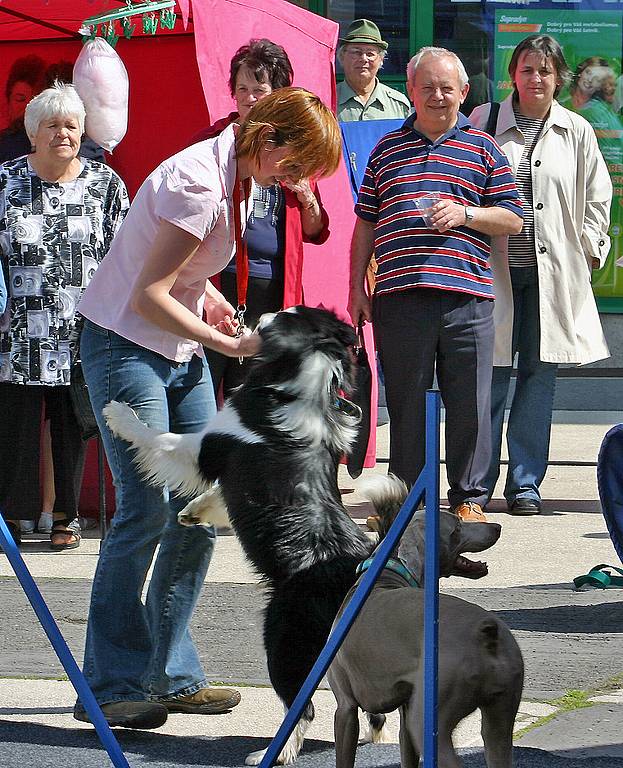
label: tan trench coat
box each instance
[470,95,611,366]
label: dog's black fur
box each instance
[105,306,375,763]
[196,309,374,753]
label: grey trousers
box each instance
[373,287,494,508]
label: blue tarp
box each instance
[340,119,403,201]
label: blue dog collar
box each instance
[356,557,420,588]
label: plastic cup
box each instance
[412,193,441,226]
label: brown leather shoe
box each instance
[452,502,488,523]
[161,686,241,714]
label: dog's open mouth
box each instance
[452,555,488,579]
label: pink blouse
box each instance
[78,124,244,362]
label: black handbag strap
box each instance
[355,323,366,350]
[482,100,546,160]
[484,101,500,136]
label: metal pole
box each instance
[258,390,442,768]
[423,390,441,767]
[0,513,130,768]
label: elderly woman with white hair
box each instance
[0,82,129,549]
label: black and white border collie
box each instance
[103,306,379,764]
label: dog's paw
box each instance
[245,733,303,765]
[360,712,392,744]
[360,725,393,744]
[245,748,295,766]
[177,507,202,527]
[244,749,267,766]
[177,487,230,528]
[102,400,139,437]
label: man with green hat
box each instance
[337,19,412,122]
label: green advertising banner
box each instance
[494,9,623,309]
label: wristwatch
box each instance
[464,206,475,223]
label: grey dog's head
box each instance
[360,475,502,582]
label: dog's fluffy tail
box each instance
[358,474,409,522]
[103,401,209,497]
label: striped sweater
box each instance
[355,112,522,298]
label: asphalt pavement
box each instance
[1,412,623,767]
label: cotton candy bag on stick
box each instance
[73,39,129,152]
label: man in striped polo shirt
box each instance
[348,46,523,523]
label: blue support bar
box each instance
[0,514,131,768]
[423,390,441,767]
[259,390,442,768]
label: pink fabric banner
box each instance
[189,0,337,116]
[190,0,377,467]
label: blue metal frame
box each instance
[259,389,441,768]
[0,516,131,768]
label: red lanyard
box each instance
[232,165,251,328]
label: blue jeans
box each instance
[79,320,217,705]
[485,267,557,504]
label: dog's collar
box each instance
[356,557,420,588]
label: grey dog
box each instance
[328,476,524,768]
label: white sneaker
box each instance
[19,520,35,534]
[37,512,53,534]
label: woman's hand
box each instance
[231,329,262,358]
[205,291,239,335]
[214,314,238,335]
[283,177,324,238]
[282,177,317,210]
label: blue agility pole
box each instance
[258,390,441,768]
[423,390,440,768]
[0,514,131,768]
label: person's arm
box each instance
[429,201,523,236]
[102,172,130,251]
[580,122,613,271]
[348,217,376,326]
[429,129,523,236]
[203,278,238,336]
[283,178,325,239]
[131,220,260,357]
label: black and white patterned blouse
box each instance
[0,156,129,385]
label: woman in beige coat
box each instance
[470,34,612,515]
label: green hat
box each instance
[339,19,388,51]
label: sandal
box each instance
[50,521,81,551]
[573,563,623,590]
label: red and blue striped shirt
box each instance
[355,112,522,299]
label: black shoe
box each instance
[73,700,168,729]
[509,498,541,515]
